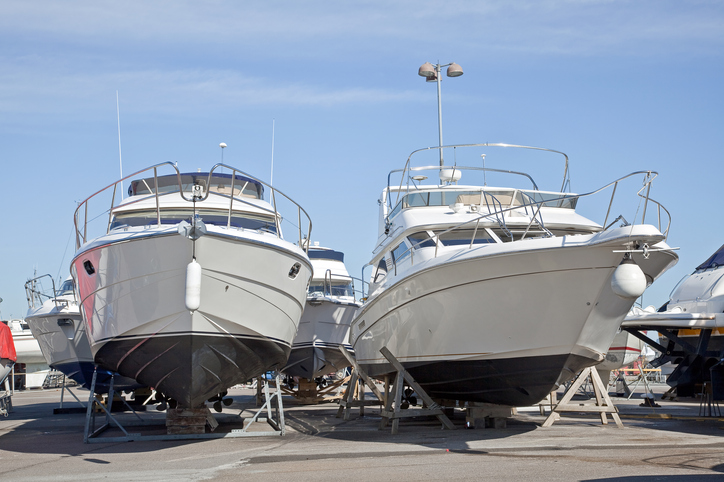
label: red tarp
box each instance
[0,322,17,361]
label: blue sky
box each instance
[1,1,722,319]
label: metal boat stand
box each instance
[542,366,623,428]
[1,365,13,417]
[83,367,144,443]
[54,376,87,414]
[83,368,287,443]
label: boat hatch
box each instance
[110,209,277,233]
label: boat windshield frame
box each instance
[25,274,73,309]
[386,143,570,214]
[73,162,313,253]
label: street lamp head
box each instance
[446,63,463,77]
[418,62,436,78]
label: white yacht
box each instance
[349,143,678,407]
[596,328,647,387]
[71,163,312,408]
[24,274,138,392]
[283,245,362,380]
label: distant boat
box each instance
[71,163,312,408]
[350,142,678,407]
[283,245,362,380]
[596,329,647,387]
[5,318,48,388]
[24,274,138,392]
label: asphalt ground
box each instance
[1,381,723,481]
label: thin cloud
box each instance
[0,67,424,118]
[2,1,722,58]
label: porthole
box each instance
[83,260,95,275]
[288,262,301,279]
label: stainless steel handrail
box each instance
[314,270,369,303]
[387,142,570,214]
[24,274,70,309]
[382,169,672,276]
[73,162,312,253]
[24,274,55,309]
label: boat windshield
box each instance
[110,209,277,234]
[129,173,263,199]
[57,279,75,296]
[436,229,495,246]
[308,281,354,297]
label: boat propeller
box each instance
[208,391,233,413]
[400,387,417,410]
[153,393,178,411]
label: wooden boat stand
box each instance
[280,375,351,404]
[83,368,287,443]
[336,346,455,434]
[542,366,623,428]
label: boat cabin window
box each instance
[407,231,436,249]
[372,257,388,284]
[391,242,411,264]
[519,191,577,209]
[308,280,354,297]
[57,279,75,296]
[129,173,263,199]
[436,228,494,246]
[110,210,277,233]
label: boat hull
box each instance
[25,305,138,392]
[71,228,311,407]
[351,227,677,406]
[284,299,357,379]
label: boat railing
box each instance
[24,274,65,309]
[319,269,369,303]
[73,162,312,253]
[387,142,572,213]
[387,164,540,213]
[385,170,671,276]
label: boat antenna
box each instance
[219,142,226,173]
[55,226,74,285]
[270,119,275,187]
[481,154,487,186]
[116,90,124,199]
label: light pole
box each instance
[418,61,463,166]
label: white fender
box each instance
[185,259,202,311]
[611,259,647,299]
